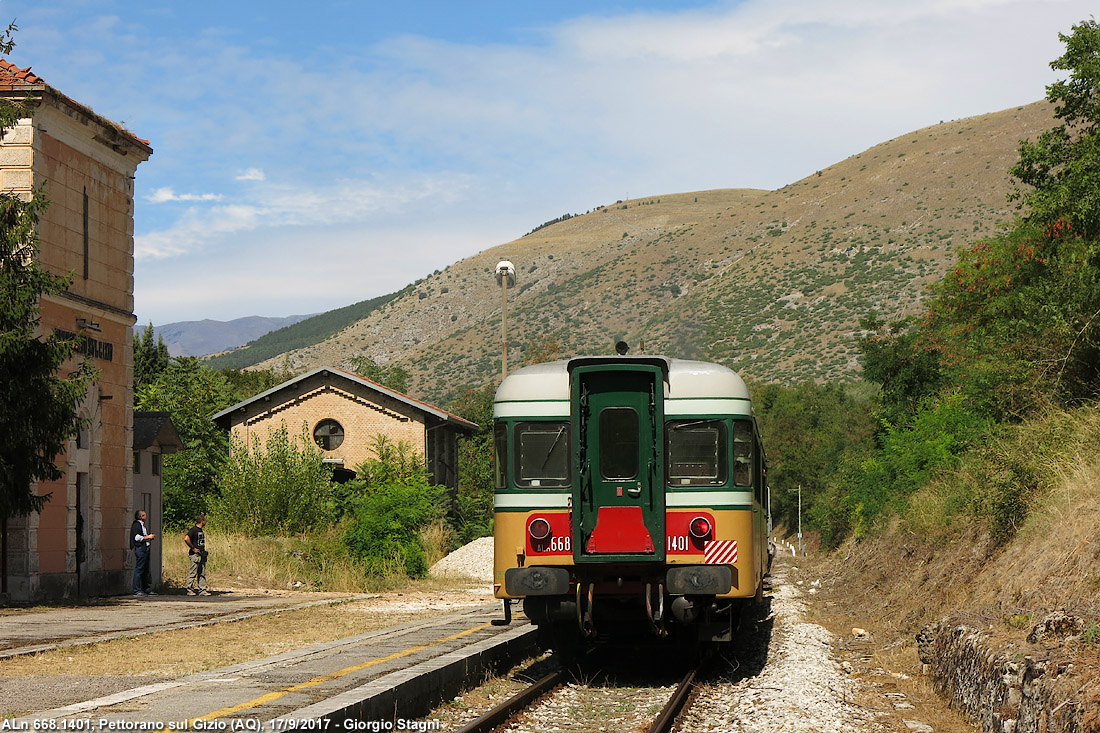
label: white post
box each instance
[797,484,804,557]
[501,276,508,378]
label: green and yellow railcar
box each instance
[493,355,771,646]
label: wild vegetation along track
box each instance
[454,663,699,733]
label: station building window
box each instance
[314,419,345,451]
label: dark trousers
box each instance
[133,545,152,593]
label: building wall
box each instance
[1,99,148,600]
[229,376,428,471]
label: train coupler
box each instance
[645,582,668,637]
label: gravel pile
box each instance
[430,536,495,582]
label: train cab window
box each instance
[493,423,508,489]
[514,422,570,487]
[733,420,754,487]
[599,408,639,480]
[667,420,727,486]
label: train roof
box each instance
[495,357,752,405]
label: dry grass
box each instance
[162,528,419,593]
[420,519,455,568]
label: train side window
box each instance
[667,420,727,486]
[733,420,754,487]
[514,421,571,487]
[493,423,508,489]
[599,408,639,480]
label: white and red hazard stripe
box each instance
[703,539,738,565]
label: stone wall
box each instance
[920,617,1098,733]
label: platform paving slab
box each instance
[13,603,533,730]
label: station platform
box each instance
[12,601,536,730]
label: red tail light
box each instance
[529,517,551,541]
[689,516,712,539]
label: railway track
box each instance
[455,662,700,733]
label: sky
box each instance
[1,0,1094,326]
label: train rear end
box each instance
[493,356,770,648]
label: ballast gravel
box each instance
[679,562,889,732]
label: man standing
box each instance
[184,513,208,596]
[130,510,156,596]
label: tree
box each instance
[1,22,96,521]
[346,355,410,394]
[215,423,331,535]
[136,358,233,526]
[1010,19,1100,238]
[133,322,169,392]
[448,383,497,544]
[341,435,446,578]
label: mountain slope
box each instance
[153,315,314,357]
[257,101,1055,403]
[203,289,406,369]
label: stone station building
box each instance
[212,366,478,489]
[1,60,152,600]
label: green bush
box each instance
[343,481,445,578]
[214,423,332,535]
[340,436,447,578]
[814,392,991,546]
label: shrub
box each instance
[341,436,447,578]
[214,423,332,535]
[343,479,445,578]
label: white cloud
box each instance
[134,173,476,260]
[147,187,223,203]
[236,168,265,181]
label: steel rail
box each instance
[646,667,698,733]
[453,668,566,733]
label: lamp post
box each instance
[495,261,516,378]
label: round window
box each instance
[313,419,345,451]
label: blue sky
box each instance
[2,0,1094,325]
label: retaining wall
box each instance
[919,619,1098,733]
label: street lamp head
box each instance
[495,260,516,288]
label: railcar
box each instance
[492,353,771,647]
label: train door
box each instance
[572,365,666,562]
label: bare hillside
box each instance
[258,101,1055,402]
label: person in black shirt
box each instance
[183,513,208,595]
[130,510,156,596]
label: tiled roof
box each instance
[0,59,46,87]
[0,58,151,149]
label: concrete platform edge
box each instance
[267,623,539,727]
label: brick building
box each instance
[0,61,152,600]
[212,367,478,489]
